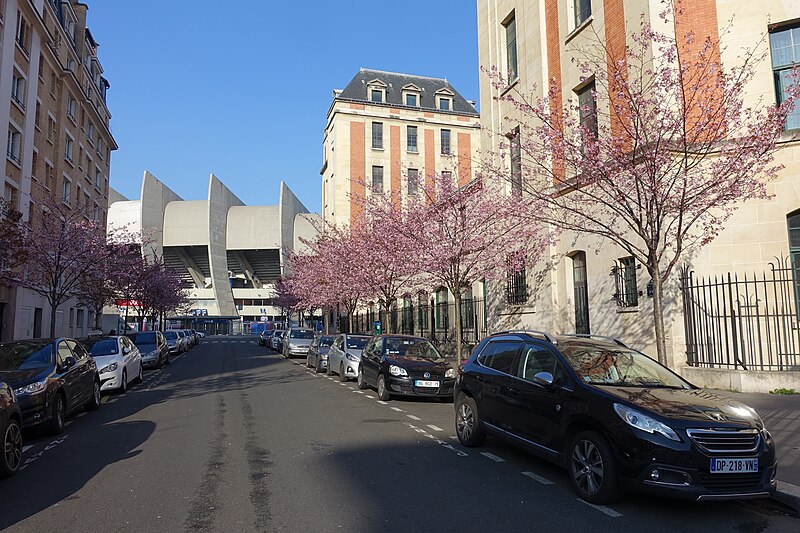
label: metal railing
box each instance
[680,258,800,371]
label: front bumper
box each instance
[385,375,455,398]
[286,347,310,357]
[99,368,124,391]
[16,392,51,429]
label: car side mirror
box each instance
[122,346,130,355]
[533,371,554,387]
[60,356,77,372]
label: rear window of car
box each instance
[82,339,119,357]
[128,332,156,345]
[164,331,178,340]
[319,336,335,347]
[290,330,315,339]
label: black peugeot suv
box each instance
[454,331,776,504]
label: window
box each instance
[506,265,527,305]
[438,97,452,111]
[574,0,592,27]
[45,163,54,190]
[407,125,418,152]
[3,183,18,211]
[47,117,55,143]
[509,126,522,195]
[11,73,25,108]
[87,123,94,144]
[435,288,449,330]
[407,168,419,196]
[50,71,57,97]
[371,122,383,149]
[35,102,41,129]
[788,210,800,316]
[441,129,451,155]
[62,178,71,205]
[6,128,21,164]
[64,135,74,163]
[31,152,38,181]
[477,340,522,375]
[771,25,800,130]
[613,257,639,308]
[94,166,101,189]
[97,137,104,157]
[369,87,385,103]
[67,96,76,120]
[504,13,518,83]
[577,81,598,149]
[372,165,384,193]
[441,170,453,183]
[515,343,567,386]
[15,11,29,53]
[405,93,418,106]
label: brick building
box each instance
[1,0,116,340]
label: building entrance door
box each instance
[573,252,590,334]
[33,308,43,338]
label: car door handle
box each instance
[508,387,521,396]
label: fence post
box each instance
[430,298,436,341]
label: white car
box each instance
[327,334,371,381]
[79,335,143,393]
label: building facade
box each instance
[477,0,800,390]
[108,171,318,335]
[322,68,481,227]
[1,0,115,341]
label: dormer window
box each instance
[402,84,421,107]
[435,88,455,111]
[367,79,387,104]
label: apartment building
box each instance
[0,0,116,341]
[477,0,800,390]
[321,68,481,227]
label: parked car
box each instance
[190,329,201,343]
[126,331,170,369]
[176,330,190,351]
[270,330,285,352]
[162,330,182,357]
[258,330,271,347]
[0,380,22,477]
[327,334,371,382]
[357,335,455,400]
[0,338,100,434]
[79,336,143,393]
[454,331,777,504]
[306,335,336,373]
[196,331,206,338]
[183,329,197,347]
[282,328,316,358]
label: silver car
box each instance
[270,330,285,351]
[282,328,315,358]
[326,334,371,382]
[306,335,336,373]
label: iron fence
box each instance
[680,257,800,371]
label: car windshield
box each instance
[82,339,119,357]
[346,337,369,349]
[0,341,54,371]
[319,336,335,347]
[290,330,315,339]
[559,343,691,389]
[164,331,178,340]
[383,337,442,360]
[128,332,156,345]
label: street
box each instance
[1,337,798,533]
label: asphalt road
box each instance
[0,337,797,532]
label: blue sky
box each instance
[88,1,480,213]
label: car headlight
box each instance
[14,380,47,396]
[614,403,679,441]
[99,362,118,374]
[147,350,159,358]
[445,368,456,378]
[389,365,408,377]
[289,343,298,349]
[346,353,359,362]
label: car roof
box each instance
[485,331,628,349]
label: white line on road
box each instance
[377,400,388,405]
[522,471,554,485]
[407,414,421,420]
[353,390,365,394]
[339,383,348,386]
[391,407,403,412]
[76,412,87,417]
[427,424,443,432]
[406,423,468,457]
[480,452,505,462]
[365,395,376,399]
[578,499,622,518]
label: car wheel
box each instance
[165,353,172,366]
[0,417,22,478]
[306,356,312,368]
[120,369,128,393]
[377,374,390,401]
[357,366,369,389]
[86,379,101,411]
[48,393,66,435]
[338,363,348,382]
[455,394,486,447]
[134,363,144,384]
[326,361,334,376]
[568,431,621,504]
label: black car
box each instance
[258,330,271,347]
[126,331,170,369]
[357,335,456,401]
[454,331,777,504]
[0,380,22,477]
[306,335,335,373]
[0,338,101,435]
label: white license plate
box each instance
[710,458,759,474]
[415,380,440,388]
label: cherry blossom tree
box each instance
[485,3,800,364]
[272,277,300,327]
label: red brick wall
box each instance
[545,0,565,180]
[349,121,365,225]
[425,129,436,201]
[603,0,628,139]
[457,132,472,186]
[390,125,401,208]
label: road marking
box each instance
[522,471,554,485]
[406,423,468,457]
[353,391,365,394]
[339,383,348,386]
[407,414,421,420]
[427,424,443,432]
[347,386,355,390]
[578,499,622,518]
[377,400,388,405]
[390,407,403,412]
[480,452,505,462]
[22,445,33,453]
[365,395,376,399]
[76,412,87,417]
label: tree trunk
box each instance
[452,289,464,362]
[49,302,58,338]
[650,268,668,366]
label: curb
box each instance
[773,480,800,513]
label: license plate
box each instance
[710,458,759,474]
[415,380,440,388]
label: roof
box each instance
[336,68,478,116]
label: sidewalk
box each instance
[710,389,800,509]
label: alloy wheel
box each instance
[457,403,474,441]
[3,420,22,474]
[572,440,604,496]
